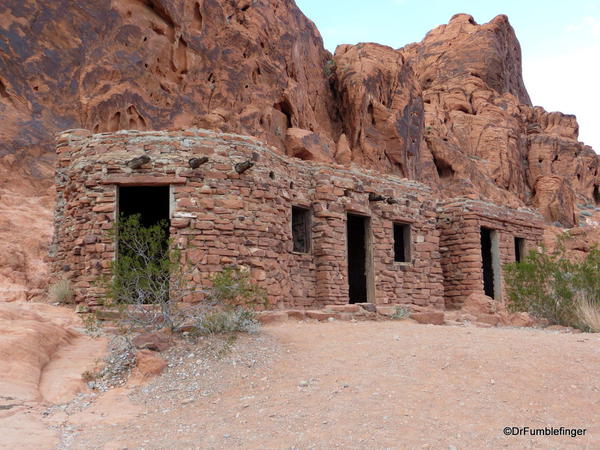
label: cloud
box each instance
[522,14,600,152]
[523,42,600,152]
[566,16,600,36]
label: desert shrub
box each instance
[102,216,263,334]
[82,311,101,336]
[207,266,267,308]
[194,308,259,336]
[504,238,600,330]
[188,267,263,336]
[103,214,194,330]
[106,214,176,304]
[49,279,74,304]
[575,293,600,332]
[81,370,97,383]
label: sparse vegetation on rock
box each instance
[207,266,267,309]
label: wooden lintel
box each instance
[102,176,187,186]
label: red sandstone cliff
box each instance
[0,2,597,297]
[332,14,598,227]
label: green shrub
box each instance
[106,214,177,304]
[103,214,188,330]
[102,215,264,334]
[504,238,600,330]
[207,266,267,309]
[190,267,264,336]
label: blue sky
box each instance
[296,0,600,152]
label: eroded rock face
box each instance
[0,0,339,172]
[332,13,598,226]
[333,43,423,177]
[0,302,105,402]
[1,4,596,216]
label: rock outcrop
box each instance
[0,302,105,402]
[0,2,598,295]
[332,13,598,226]
[0,0,340,173]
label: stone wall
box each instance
[51,129,444,309]
[437,199,545,309]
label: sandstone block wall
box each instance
[51,129,444,309]
[437,200,544,309]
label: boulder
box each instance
[132,330,172,352]
[284,128,334,162]
[131,350,167,383]
[462,293,497,316]
[410,311,445,325]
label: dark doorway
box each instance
[118,185,170,228]
[117,186,171,303]
[347,214,370,304]
[480,227,496,298]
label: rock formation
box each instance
[0,1,597,297]
[332,13,598,226]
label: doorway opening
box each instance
[393,222,411,262]
[118,185,170,229]
[347,214,372,304]
[480,227,500,299]
[117,185,171,303]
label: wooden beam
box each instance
[102,176,187,186]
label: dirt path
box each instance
[57,321,600,449]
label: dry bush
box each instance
[391,306,411,320]
[49,279,74,304]
[575,294,600,332]
[194,308,259,336]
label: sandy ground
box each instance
[11,319,595,449]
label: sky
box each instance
[295,0,600,152]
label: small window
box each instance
[393,223,411,262]
[514,237,525,263]
[292,206,311,253]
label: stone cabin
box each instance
[51,129,544,311]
